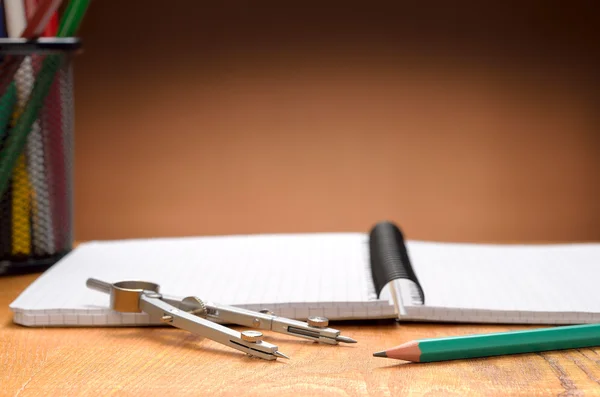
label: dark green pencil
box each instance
[373,323,600,363]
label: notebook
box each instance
[9,221,600,327]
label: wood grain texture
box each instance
[3,273,600,396]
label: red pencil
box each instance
[43,10,59,36]
[22,0,63,37]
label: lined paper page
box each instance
[10,233,395,326]
[402,241,600,323]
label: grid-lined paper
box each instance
[402,241,600,324]
[10,233,395,326]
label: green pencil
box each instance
[373,323,600,363]
[0,84,17,142]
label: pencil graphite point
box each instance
[373,351,388,358]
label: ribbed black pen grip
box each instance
[369,221,425,302]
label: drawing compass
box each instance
[87,278,357,361]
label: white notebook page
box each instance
[402,241,600,323]
[10,233,396,326]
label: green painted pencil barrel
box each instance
[0,38,81,275]
[419,324,600,362]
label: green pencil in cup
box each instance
[0,84,17,142]
[0,0,90,197]
[373,323,600,363]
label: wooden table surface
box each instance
[2,273,600,396]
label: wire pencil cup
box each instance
[0,38,81,275]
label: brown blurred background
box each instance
[72,1,599,243]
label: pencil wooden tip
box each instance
[378,340,421,362]
[373,351,388,358]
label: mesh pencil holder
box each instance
[0,38,81,275]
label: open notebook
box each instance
[10,221,600,327]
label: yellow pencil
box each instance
[11,154,31,255]
[5,0,32,256]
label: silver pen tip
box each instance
[274,351,290,359]
[336,335,358,344]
